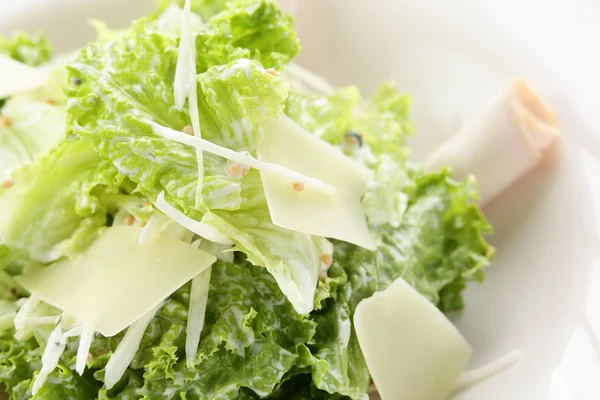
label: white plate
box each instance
[2,1,600,399]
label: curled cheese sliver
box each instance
[425,79,560,204]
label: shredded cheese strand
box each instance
[185,264,212,366]
[104,303,162,389]
[148,121,336,195]
[154,191,233,245]
[76,327,94,375]
[32,316,68,394]
[453,349,524,394]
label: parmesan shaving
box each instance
[174,0,204,208]
[104,303,162,389]
[354,278,472,400]
[16,227,217,337]
[185,265,212,366]
[155,191,233,245]
[76,327,94,375]
[453,349,524,394]
[32,314,75,395]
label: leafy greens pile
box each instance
[0,1,493,399]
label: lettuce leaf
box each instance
[0,139,124,264]
[337,166,493,313]
[0,328,97,400]
[284,86,360,144]
[0,32,52,67]
[0,91,66,174]
[285,81,492,312]
[66,7,321,314]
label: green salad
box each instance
[0,1,493,399]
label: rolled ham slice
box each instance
[425,79,560,204]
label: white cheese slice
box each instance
[354,278,472,400]
[185,265,212,365]
[0,54,48,98]
[258,115,376,250]
[16,226,216,337]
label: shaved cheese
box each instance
[139,212,194,244]
[76,327,94,375]
[16,227,216,337]
[14,295,41,330]
[149,121,336,195]
[32,314,78,395]
[174,0,204,208]
[104,303,161,389]
[354,278,472,400]
[185,266,212,365]
[198,239,234,263]
[173,0,196,111]
[258,116,376,250]
[425,79,559,204]
[155,191,233,245]
[157,4,203,37]
[0,55,48,98]
[454,349,524,393]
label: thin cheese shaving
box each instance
[32,315,73,395]
[16,227,217,337]
[174,0,204,208]
[76,327,94,375]
[155,191,233,245]
[104,303,162,389]
[148,121,336,195]
[185,264,212,366]
[13,295,40,330]
[453,349,524,394]
[258,116,376,250]
[354,278,472,400]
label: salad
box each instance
[0,0,543,399]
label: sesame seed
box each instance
[320,253,333,267]
[125,214,135,226]
[45,98,56,105]
[0,116,11,127]
[292,182,305,192]
[137,220,147,228]
[266,68,278,76]
[2,177,14,189]
[183,125,194,135]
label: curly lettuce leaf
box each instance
[0,139,124,264]
[0,32,52,67]
[0,328,97,400]
[338,166,493,314]
[66,10,321,314]
[285,82,413,159]
[284,86,360,143]
[0,93,66,174]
